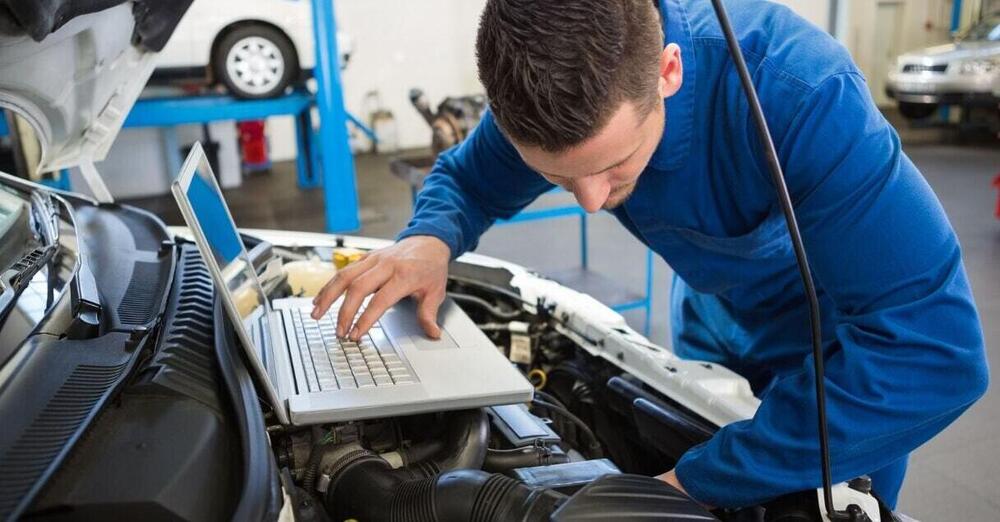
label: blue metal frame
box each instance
[493,188,653,335]
[610,248,654,336]
[498,202,590,270]
[938,0,964,122]
[124,90,329,190]
[346,111,379,144]
[951,0,963,33]
[37,169,71,191]
[311,0,360,232]
[124,91,312,127]
[0,114,7,137]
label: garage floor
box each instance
[123,119,999,521]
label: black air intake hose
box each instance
[326,454,566,522]
[483,446,570,473]
[399,409,489,474]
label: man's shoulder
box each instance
[680,0,859,91]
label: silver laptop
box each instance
[171,142,533,425]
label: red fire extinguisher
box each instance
[238,120,270,172]
[993,173,1000,220]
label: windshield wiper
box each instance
[30,191,59,248]
[0,192,63,328]
[30,191,62,309]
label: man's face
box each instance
[513,99,665,213]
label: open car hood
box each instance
[0,1,189,173]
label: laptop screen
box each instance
[182,155,271,367]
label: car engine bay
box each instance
[0,185,894,521]
[235,239,724,522]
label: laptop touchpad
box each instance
[381,300,460,350]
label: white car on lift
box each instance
[155,0,348,99]
[885,12,1000,120]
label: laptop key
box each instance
[367,328,395,353]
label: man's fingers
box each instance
[416,290,444,339]
[336,266,392,337]
[348,285,407,340]
[311,255,376,318]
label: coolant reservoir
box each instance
[283,260,337,297]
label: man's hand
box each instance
[656,469,713,509]
[311,236,451,341]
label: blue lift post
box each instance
[951,0,963,33]
[939,0,963,122]
[312,0,361,232]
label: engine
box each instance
[263,246,891,522]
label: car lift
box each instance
[122,0,361,233]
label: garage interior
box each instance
[1,0,997,520]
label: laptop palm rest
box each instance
[381,299,460,351]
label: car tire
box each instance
[898,102,938,120]
[212,24,299,99]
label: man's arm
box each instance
[673,72,989,508]
[311,110,551,339]
[397,109,553,256]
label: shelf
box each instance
[544,267,647,312]
[124,91,313,128]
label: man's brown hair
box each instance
[476,0,664,152]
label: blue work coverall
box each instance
[397,0,988,509]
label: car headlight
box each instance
[959,59,999,75]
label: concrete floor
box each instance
[123,126,998,520]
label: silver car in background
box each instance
[886,13,1000,120]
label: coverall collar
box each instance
[648,0,697,172]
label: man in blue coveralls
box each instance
[312,0,989,510]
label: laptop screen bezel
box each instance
[170,141,289,424]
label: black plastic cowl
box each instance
[550,474,718,521]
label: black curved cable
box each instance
[531,399,604,459]
[706,1,845,519]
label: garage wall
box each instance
[775,0,831,30]
[268,0,486,159]
[335,0,486,151]
[843,0,954,106]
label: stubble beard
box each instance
[602,181,637,210]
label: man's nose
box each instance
[572,176,610,213]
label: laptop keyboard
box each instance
[289,307,418,392]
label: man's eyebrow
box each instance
[594,144,641,174]
[533,143,641,179]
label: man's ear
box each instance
[658,43,683,98]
